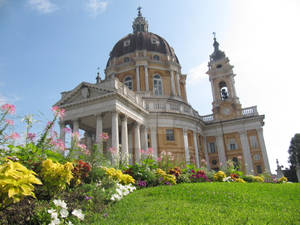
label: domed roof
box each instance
[108,32,179,63]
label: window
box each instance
[256,165,262,174]
[166,129,175,141]
[153,74,163,96]
[219,81,229,100]
[253,154,260,161]
[250,135,258,149]
[212,159,218,165]
[228,138,237,150]
[123,39,130,47]
[209,142,216,153]
[124,57,130,63]
[124,76,133,90]
[151,38,160,45]
[153,55,160,61]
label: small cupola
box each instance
[132,7,149,33]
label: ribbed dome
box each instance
[106,32,180,67]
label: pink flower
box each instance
[1,104,16,114]
[99,132,109,141]
[78,143,87,151]
[237,155,242,160]
[51,106,65,119]
[56,139,66,151]
[147,148,153,154]
[140,149,145,154]
[84,150,90,155]
[27,133,36,141]
[157,157,162,162]
[108,147,116,154]
[5,119,14,125]
[72,131,80,140]
[63,127,71,133]
[8,132,20,140]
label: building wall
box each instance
[247,129,265,174]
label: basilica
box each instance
[54,9,270,175]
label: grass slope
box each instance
[88,183,300,225]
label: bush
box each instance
[278,176,288,183]
[103,167,135,185]
[156,168,176,185]
[124,164,158,187]
[0,159,42,208]
[40,159,74,197]
[213,171,226,182]
[189,170,210,182]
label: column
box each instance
[203,137,210,169]
[210,79,216,102]
[141,125,148,152]
[257,128,271,173]
[216,135,226,166]
[111,111,119,162]
[121,115,129,164]
[176,72,181,97]
[170,70,175,96]
[96,114,103,153]
[128,126,133,165]
[193,131,200,168]
[59,121,65,144]
[86,133,92,151]
[183,80,187,100]
[183,129,190,164]
[134,122,141,163]
[150,127,158,159]
[72,119,79,133]
[144,65,149,92]
[240,131,254,174]
[136,66,140,91]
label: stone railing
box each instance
[201,114,214,122]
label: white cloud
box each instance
[186,62,207,85]
[28,0,58,14]
[86,0,108,17]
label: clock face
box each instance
[222,107,231,115]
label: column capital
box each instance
[120,114,128,121]
[134,121,140,128]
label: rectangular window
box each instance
[209,142,216,153]
[256,165,262,174]
[166,129,175,141]
[250,135,258,149]
[229,138,237,150]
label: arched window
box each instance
[153,55,160,61]
[124,76,133,90]
[153,74,163,96]
[219,81,229,100]
[124,57,130,63]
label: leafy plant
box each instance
[156,168,176,185]
[0,159,42,209]
[103,167,135,185]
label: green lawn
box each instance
[87,183,300,225]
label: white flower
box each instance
[72,209,85,220]
[49,217,60,225]
[48,209,56,214]
[110,193,122,201]
[67,221,73,225]
[50,212,58,219]
[60,208,69,218]
[53,199,67,209]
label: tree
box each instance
[286,134,300,182]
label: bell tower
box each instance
[207,33,242,120]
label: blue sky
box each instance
[1,0,300,173]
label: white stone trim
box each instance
[193,132,200,168]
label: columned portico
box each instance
[111,111,119,159]
[150,127,158,159]
[183,129,190,164]
[121,115,129,164]
[73,119,79,133]
[193,131,200,168]
[216,135,226,166]
[134,122,141,163]
[239,131,254,174]
[257,128,271,173]
[203,137,210,169]
[141,125,148,151]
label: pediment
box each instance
[55,82,112,106]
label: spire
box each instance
[132,6,148,33]
[210,32,225,62]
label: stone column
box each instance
[176,72,181,97]
[183,129,190,164]
[121,115,129,164]
[240,131,254,174]
[128,126,133,165]
[170,70,175,96]
[150,127,158,159]
[141,125,148,152]
[257,128,271,173]
[144,65,149,92]
[86,133,92,151]
[111,111,119,161]
[134,122,141,163]
[136,66,140,92]
[193,131,200,168]
[203,137,210,169]
[72,119,79,133]
[210,79,216,102]
[59,121,65,144]
[216,135,226,167]
[96,114,103,153]
[183,80,187,100]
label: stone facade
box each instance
[54,10,271,175]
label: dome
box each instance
[107,32,179,65]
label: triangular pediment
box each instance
[55,82,113,106]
